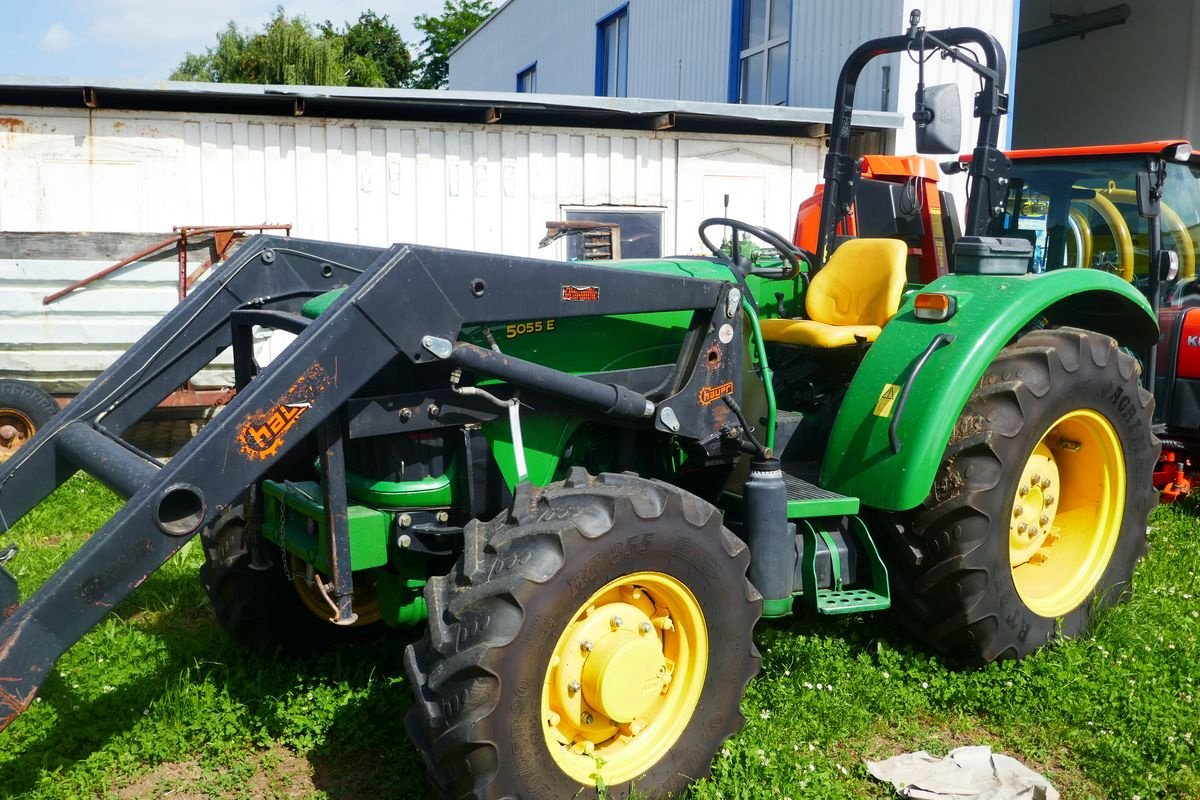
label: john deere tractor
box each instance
[0,14,1159,799]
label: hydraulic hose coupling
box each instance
[743,457,793,616]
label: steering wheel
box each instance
[698,217,812,281]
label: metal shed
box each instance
[0,78,900,392]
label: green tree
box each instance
[412,0,495,89]
[171,7,412,88]
[324,11,414,88]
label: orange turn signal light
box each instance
[913,292,956,321]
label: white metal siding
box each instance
[0,106,822,390]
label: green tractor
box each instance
[0,14,1159,799]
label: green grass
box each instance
[1,475,1197,799]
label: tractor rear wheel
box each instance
[0,380,59,463]
[199,506,382,655]
[883,327,1157,663]
[405,469,760,799]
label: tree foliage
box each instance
[322,11,414,88]
[171,4,493,90]
[412,0,495,89]
[171,7,412,88]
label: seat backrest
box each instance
[804,238,908,328]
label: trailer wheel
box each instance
[199,506,381,655]
[405,469,760,799]
[885,327,1158,663]
[0,380,59,463]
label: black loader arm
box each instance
[0,236,734,730]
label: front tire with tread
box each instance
[405,469,761,799]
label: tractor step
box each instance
[723,461,859,519]
[798,516,891,616]
[814,586,891,614]
[780,463,859,517]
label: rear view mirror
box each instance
[1136,170,1160,218]
[915,83,961,155]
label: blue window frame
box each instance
[595,4,629,97]
[728,0,791,105]
[516,62,537,93]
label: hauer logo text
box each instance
[1188,335,1200,347]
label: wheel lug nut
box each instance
[1031,474,1041,485]
[568,680,581,694]
[1044,494,1054,505]
[610,615,623,629]
[1019,486,1029,497]
[581,640,593,652]
[639,622,653,634]
[1040,478,1051,489]
[582,712,594,725]
[1018,522,1029,534]
[1014,505,1024,517]
[1039,515,1049,526]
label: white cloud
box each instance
[40,22,76,52]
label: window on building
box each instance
[731,0,790,105]
[596,5,629,97]
[563,208,663,260]
[516,62,537,93]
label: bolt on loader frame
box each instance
[0,12,1162,799]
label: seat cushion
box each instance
[805,238,908,327]
[759,318,882,348]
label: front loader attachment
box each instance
[0,234,734,731]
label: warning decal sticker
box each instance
[873,383,902,418]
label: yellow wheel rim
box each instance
[1008,409,1126,618]
[0,409,36,464]
[541,571,707,786]
[290,555,381,627]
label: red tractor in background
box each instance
[794,140,1200,499]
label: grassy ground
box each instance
[1,474,1197,799]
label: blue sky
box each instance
[2,1,446,82]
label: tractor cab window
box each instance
[993,156,1200,300]
[992,157,1146,278]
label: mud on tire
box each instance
[879,327,1158,664]
[404,469,761,799]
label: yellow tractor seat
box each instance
[759,238,908,348]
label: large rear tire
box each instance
[880,328,1158,663]
[405,469,760,799]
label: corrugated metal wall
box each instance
[0,106,822,391]
[788,0,902,111]
[450,0,1016,153]
[451,0,732,101]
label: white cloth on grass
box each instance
[867,745,1060,800]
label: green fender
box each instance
[820,269,1157,511]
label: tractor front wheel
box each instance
[885,327,1157,663]
[405,469,760,798]
[199,506,382,655]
